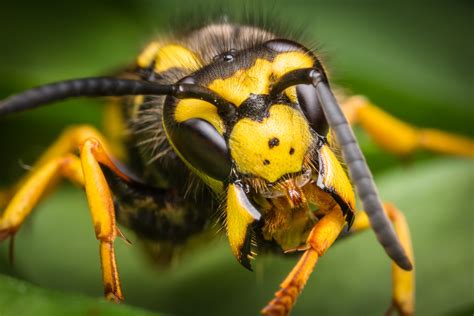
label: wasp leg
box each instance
[0,125,116,207]
[31,125,116,172]
[0,154,84,238]
[350,203,414,316]
[261,207,346,316]
[0,190,12,209]
[80,138,130,301]
[342,95,474,157]
[0,125,131,302]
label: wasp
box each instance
[0,16,473,316]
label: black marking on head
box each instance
[268,137,280,148]
[236,94,271,121]
[263,159,270,165]
[289,147,295,155]
[234,94,296,126]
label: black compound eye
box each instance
[168,119,231,181]
[296,84,329,136]
[265,39,310,54]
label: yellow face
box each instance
[229,104,313,183]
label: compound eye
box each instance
[169,118,231,181]
[265,39,309,54]
[296,84,329,136]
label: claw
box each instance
[283,245,310,254]
[105,289,124,303]
[8,235,15,265]
[116,227,131,245]
[0,228,17,265]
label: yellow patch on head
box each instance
[272,51,314,77]
[137,42,203,72]
[273,51,313,103]
[174,99,225,135]
[154,44,202,73]
[229,105,312,183]
[136,41,161,68]
[285,86,297,103]
[208,58,273,106]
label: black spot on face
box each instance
[263,159,270,165]
[268,137,280,148]
[289,148,295,155]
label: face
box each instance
[229,104,313,184]
[227,99,320,213]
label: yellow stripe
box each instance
[174,99,225,135]
[136,41,161,68]
[138,42,203,73]
[272,51,314,77]
[154,44,202,73]
[208,58,273,106]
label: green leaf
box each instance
[0,274,160,316]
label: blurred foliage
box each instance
[0,1,473,315]
[0,274,157,316]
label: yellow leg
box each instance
[0,154,83,238]
[261,208,346,316]
[0,125,131,302]
[351,203,415,316]
[342,95,474,157]
[0,125,114,208]
[29,125,114,172]
[0,189,12,209]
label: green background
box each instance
[0,1,473,315]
